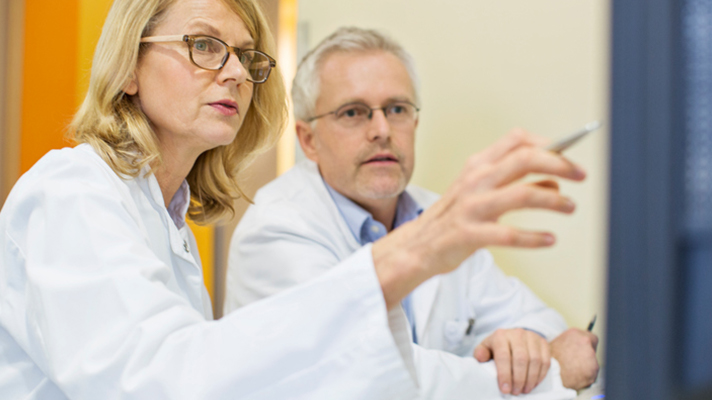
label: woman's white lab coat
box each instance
[0,145,420,399]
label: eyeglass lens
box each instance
[334,102,418,128]
[190,36,271,82]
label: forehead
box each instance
[157,0,254,46]
[316,50,415,108]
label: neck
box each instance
[153,146,200,208]
[357,196,399,232]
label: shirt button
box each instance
[183,240,190,253]
[371,225,379,233]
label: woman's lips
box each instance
[209,101,238,116]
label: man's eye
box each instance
[389,105,405,114]
[339,106,368,118]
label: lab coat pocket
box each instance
[443,318,478,356]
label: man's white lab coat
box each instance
[0,145,421,399]
[226,160,575,399]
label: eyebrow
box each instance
[186,21,255,48]
[338,96,415,106]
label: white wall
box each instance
[297,0,610,340]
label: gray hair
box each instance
[291,26,420,122]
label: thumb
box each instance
[474,342,493,362]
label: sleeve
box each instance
[0,166,420,400]
[413,344,576,400]
[465,250,569,344]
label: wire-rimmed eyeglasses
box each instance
[306,101,420,128]
[140,35,276,84]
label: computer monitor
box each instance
[606,0,712,398]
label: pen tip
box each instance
[586,121,602,131]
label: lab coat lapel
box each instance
[412,275,440,342]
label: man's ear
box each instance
[123,73,138,96]
[296,120,319,162]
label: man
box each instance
[225,27,598,398]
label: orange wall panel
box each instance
[20,1,78,173]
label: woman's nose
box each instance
[218,51,249,85]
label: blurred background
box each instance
[0,0,609,360]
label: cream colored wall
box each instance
[298,0,610,338]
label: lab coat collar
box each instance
[138,167,198,265]
[302,161,363,250]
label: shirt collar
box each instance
[167,180,191,229]
[324,179,423,245]
[135,162,192,230]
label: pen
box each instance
[587,314,597,332]
[465,318,475,335]
[547,120,602,154]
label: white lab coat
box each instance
[226,160,575,400]
[0,145,421,399]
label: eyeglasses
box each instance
[307,101,420,128]
[139,35,276,84]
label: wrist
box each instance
[372,220,431,309]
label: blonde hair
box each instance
[71,0,287,224]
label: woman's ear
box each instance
[123,73,138,95]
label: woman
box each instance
[0,0,421,398]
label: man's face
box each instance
[297,50,417,207]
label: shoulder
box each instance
[247,160,335,223]
[2,145,140,240]
[251,160,322,205]
[10,144,127,196]
[233,160,351,245]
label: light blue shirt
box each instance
[325,182,423,343]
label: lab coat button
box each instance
[183,240,190,253]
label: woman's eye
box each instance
[194,39,222,53]
[194,40,209,51]
[241,53,255,65]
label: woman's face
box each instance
[125,0,254,162]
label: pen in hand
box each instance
[546,121,602,154]
[587,314,597,332]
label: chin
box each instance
[204,128,240,149]
[357,178,408,200]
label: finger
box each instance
[467,223,557,248]
[588,332,600,351]
[474,343,493,362]
[466,129,542,169]
[510,333,529,396]
[478,147,586,191]
[531,179,560,191]
[491,333,513,394]
[469,183,576,221]
[523,334,546,393]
